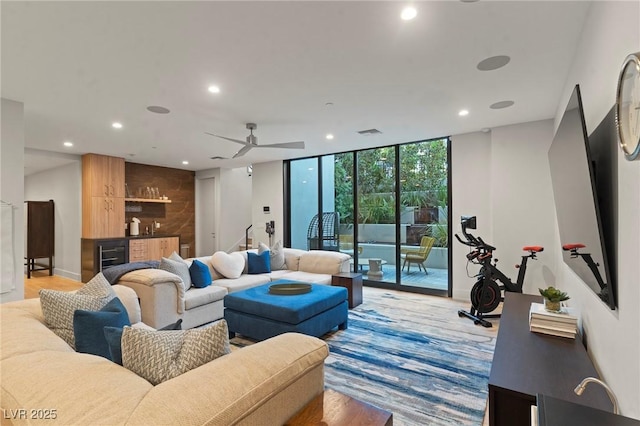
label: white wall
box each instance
[551,1,640,418]
[219,167,252,251]
[450,120,558,301]
[195,167,252,254]
[450,131,492,300]
[24,161,82,280]
[1,98,25,302]
[251,161,284,248]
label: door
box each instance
[197,176,217,256]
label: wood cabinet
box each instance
[129,239,148,262]
[128,236,179,262]
[82,154,125,238]
[489,293,610,426]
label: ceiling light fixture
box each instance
[490,100,515,109]
[112,122,123,129]
[208,85,221,94]
[63,141,73,147]
[326,133,334,140]
[458,109,469,116]
[401,6,417,21]
[477,55,511,71]
[147,106,170,114]
[182,161,189,165]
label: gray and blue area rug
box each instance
[231,287,497,425]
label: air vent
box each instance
[357,128,382,135]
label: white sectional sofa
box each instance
[0,285,329,425]
[117,248,351,329]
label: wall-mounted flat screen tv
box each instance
[548,84,615,309]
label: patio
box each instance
[358,263,448,292]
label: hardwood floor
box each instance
[23,271,83,299]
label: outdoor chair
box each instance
[307,212,340,251]
[400,236,435,274]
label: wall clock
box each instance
[616,52,640,161]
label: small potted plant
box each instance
[539,286,570,313]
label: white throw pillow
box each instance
[210,251,245,279]
[259,240,286,271]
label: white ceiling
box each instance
[2,1,591,175]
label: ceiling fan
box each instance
[206,123,305,158]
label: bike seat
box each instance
[563,243,585,251]
[523,246,544,253]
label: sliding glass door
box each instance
[286,138,450,296]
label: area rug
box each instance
[231,287,498,426]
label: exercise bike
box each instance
[455,216,544,327]
[563,243,609,303]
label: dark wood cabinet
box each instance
[24,200,54,278]
[331,272,363,308]
[489,293,611,426]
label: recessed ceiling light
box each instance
[490,100,515,109]
[401,6,417,21]
[458,109,469,116]
[208,85,221,94]
[112,122,123,129]
[63,141,73,147]
[147,106,170,114]
[182,161,189,165]
[326,133,334,140]
[477,55,511,71]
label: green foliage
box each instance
[538,286,570,302]
[333,139,449,227]
[429,222,449,248]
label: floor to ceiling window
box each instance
[286,138,450,296]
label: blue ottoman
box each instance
[224,281,348,341]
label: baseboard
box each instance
[54,268,81,282]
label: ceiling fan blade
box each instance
[255,141,305,150]
[204,132,248,146]
[233,144,254,158]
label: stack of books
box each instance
[529,302,578,339]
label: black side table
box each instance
[331,272,363,308]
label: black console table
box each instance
[488,292,611,426]
[537,394,640,426]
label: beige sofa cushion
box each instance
[126,333,328,425]
[279,271,333,285]
[184,285,227,310]
[0,300,73,361]
[284,248,307,270]
[120,268,185,314]
[298,250,351,275]
[214,274,271,293]
[1,350,152,425]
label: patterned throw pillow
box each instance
[159,254,192,290]
[40,273,116,348]
[258,240,286,271]
[121,320,231,385]
[103,319,183,366]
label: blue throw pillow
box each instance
[189,259,212,288]
[104,319,184,365]
[248,251,271,274]
[103,326,125,365]
[73,297,130,360]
